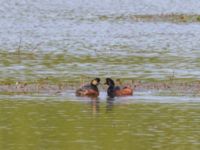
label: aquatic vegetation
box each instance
[196,16,200,22]
[0,49,199,96]
[96,14,200,23]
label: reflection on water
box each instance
[106,97,115,112]
[90,97,100,115]
[0,99,199,150]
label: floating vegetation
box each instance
[96,14,200,23]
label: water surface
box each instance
[0,97,200,150]
[1,0,200,81]
[1,1,200,149]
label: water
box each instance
[0,91,200,150]
[0,97,200,150]
[1,0,200,149]
[1,1,200,80]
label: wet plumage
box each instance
[105,78,133,98]
[76,78,100,97]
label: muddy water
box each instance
[0,0,200,149]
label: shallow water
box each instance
[0,96,200,150]
[0,91,200,149]
[0,86,200,150]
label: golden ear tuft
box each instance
[92,80,98,85]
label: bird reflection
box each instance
[90,97,100,115]
[106,97,115,112]
[89,96,116,114]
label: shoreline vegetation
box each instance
[0,78,200,96]
[0,50,199,94]
[1,49,200,96]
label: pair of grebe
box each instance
[76,78,133,98]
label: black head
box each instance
[95,78,100,83]
[105,78,115,98]
[91,78,101,86]
[105,78,115,86]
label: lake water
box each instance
[0,96,200,150]
[0,91,200,150]
[1,0,200,81]
[0,0,200,149]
